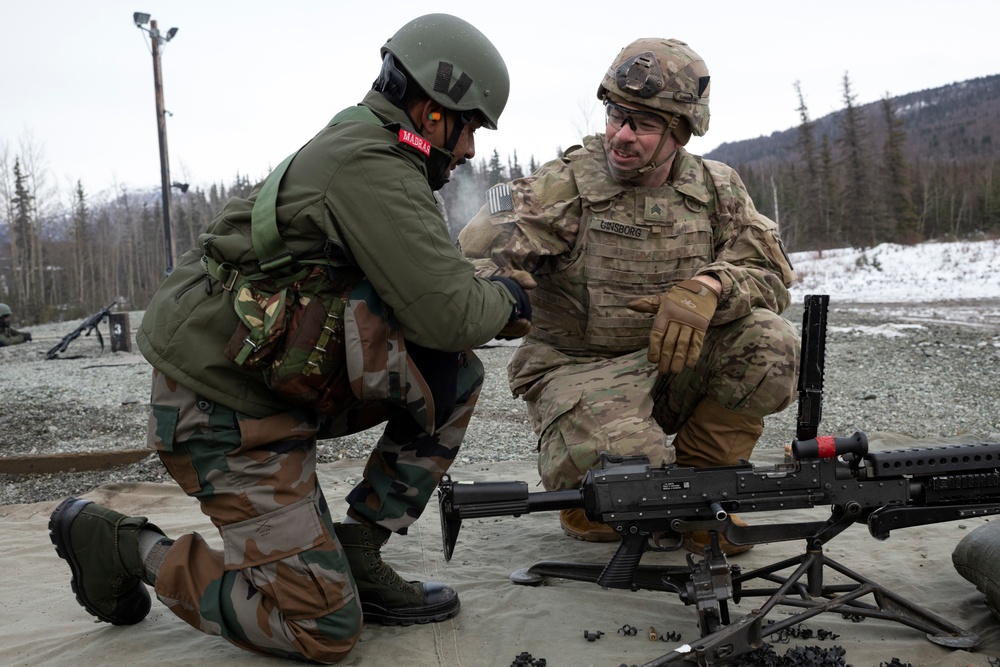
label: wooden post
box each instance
[109,312,132,353]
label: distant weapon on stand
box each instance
[46,303,116,360]
[437,295,1000,666]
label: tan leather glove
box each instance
[497,318,532,339]
[627,278,720,374]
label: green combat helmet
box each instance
[597,38,711,145]
[0,303,11,318]
[380,13,510,129]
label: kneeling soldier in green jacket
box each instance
[49,13,531,664]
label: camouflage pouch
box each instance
[223,279,292,370]
[224,266,362,413]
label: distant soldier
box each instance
[459,37,800,555]
[0,303,32,347]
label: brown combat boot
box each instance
[683,514,753,556]
[673,397,764,556]
[672,397,764,468]
[559,508,620,542]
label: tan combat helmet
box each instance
[597,38,711,145]
[381,13,510,130]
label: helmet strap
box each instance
[428,112,471,190]
[637,115,680,175]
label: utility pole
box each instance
[134,13,179,275]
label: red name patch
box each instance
[398,129,431,157]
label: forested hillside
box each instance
[704,74,1000,251]
[2,75,998,324]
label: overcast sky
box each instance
[3,1,998,201]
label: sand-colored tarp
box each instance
[4,440,1000,666]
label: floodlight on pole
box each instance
[134,12,179,275]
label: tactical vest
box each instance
[529,139,739,357]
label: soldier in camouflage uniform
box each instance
[459,38,799,552]
[0,303,32,347]
[47,14,533,664]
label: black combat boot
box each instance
[49,497,164,625]
[334,521,460,626]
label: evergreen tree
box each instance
[508,150,524,180]
[819,135,839,246]
[528,155,540,175]
[10,159,39,316]
[71,180,94,306]
[836,72,877,248]
[793,81,824,249]
[880,95,920,243]
[486,149,505,186]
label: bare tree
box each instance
[793,81,825,249]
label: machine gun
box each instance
[437,296,1000,665]
[46,302,116,360]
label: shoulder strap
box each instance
[252,152,297,273]
[251,105,384,274]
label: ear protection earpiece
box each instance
[428,112,442,121]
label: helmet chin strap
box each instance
[608,114,681,182]
[411,108,466,191]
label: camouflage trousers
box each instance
[145,351,484,663]
[525,309,799,491]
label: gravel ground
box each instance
[1,301,998,506]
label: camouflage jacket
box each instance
[459,135,796,389]
[138,91,515,417]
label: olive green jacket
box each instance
[138,91,515,417]
[0,322,29,347]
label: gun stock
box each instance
[438,479,579,561]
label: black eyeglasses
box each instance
[604,99,668,136]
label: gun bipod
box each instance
[634,543,980,666]
[733,546,980,646]
[509,559,737,596]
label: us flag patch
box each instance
[487,183,514,214]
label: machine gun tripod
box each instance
[498,494,984,666]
